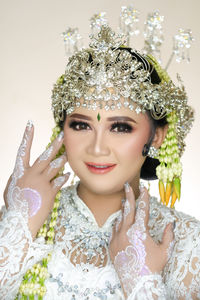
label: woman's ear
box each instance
[152,125,168,149]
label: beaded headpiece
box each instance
[51,7,195,208]
[51,9,194,208]
[52,25,193,157]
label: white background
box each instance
[0,0,199,218]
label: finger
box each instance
[51,172,71,191]
[115,211,123,233]
[136,186,150,228]
[32,131,64,172]
[14,120,34,172]
[109,226,115,244]
[109,217,119,246]
[161,222,175,260]
[121,182,136,230]
[43,153,67,180]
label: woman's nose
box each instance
[86,131,110,157]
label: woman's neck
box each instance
[77,178,140,227]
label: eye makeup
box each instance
[110,122,133,133]
[69,120,91,131]
[68,120,133,133]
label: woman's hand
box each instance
[3,121,70,238]
[109,183,174,298]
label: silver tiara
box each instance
[61,6,194,69]
[51,7,194,156]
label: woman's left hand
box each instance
[109,183,174,298]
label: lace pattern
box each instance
[48,272,121,299]
[54,187,114,269]
[0,182,200,299]
[7,123,42,220]
[0,208,52,300]
[114,197,151,297]
[127,274,167,300]
[149,197,200,299]
[7,126,30,219]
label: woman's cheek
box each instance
[64,132,85,169]
[64,131,76,158]
[64,127,77,146]
[121,135,146,158]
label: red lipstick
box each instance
[85,162,116,174]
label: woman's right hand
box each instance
[3,121,70,238]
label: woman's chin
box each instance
[78,177,125,195]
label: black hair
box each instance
[58,47,168,181]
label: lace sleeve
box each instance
[0,206,52,300]
[163,216,200,299]
[127,274,167,300]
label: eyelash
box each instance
[69,121,133,133]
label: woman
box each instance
[0,26,200,299]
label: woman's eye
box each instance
[69,121,90,131]
[111,122,133,133]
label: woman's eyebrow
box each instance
[69,113,137,123]
[69,113,91,120]
[107,116,137,124]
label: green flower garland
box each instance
[146,55,182,208]
[156,112,182,207]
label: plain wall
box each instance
[0,0,200,218]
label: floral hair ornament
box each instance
[146,55,184,207]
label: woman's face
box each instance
[63,102,152,195]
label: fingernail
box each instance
[39,146,53,162]
[57,131,64,141]
[173,220,176,230]
[124,182,130,193]
[63,152,68,159]
[121,198,126,206]
[49,157,63,169]
[139,182,145,192]
[115,213,122,232]
[26,120,33,131]
[53,176,66,188]
[123,199,131,219]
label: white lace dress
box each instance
[0,181,200,299]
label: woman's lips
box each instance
[85,162,116,174]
